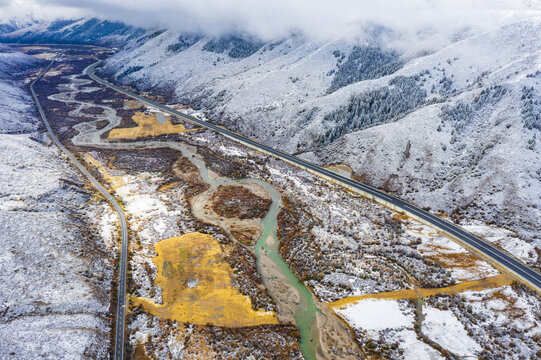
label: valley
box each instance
[7,43,539,359]
[98,17,541,257]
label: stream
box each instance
[52,71,321,359]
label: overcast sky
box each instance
[1,0,540,41]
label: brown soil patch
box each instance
[132,343,151,360]
[325,164,354,180]
[210,185,271,220]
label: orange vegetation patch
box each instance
[481,288,527,321]
[132,232,278,327]
[419,241,496,281]
[328,274,513,310]
[429,250,479,269]
[392,213,409,222]
[108,111,198,140]
[157,181,180,192]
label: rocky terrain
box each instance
[0,46,117,358]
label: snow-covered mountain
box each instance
[100,18,541,247]
[2,15,539,252]
[0,18,140,47]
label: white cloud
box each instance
[1,0,540,43]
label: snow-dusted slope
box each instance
[102,17,541,252]
[314,18,541,244]
[0,49,115,358]
[0,49,43,133]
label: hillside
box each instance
[98,18,541,259]
[3,14,537,270]
[0,47,116,359]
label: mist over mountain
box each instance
[1,1,540,46]
[0,18,139,46]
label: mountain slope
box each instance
[0,47,43,133]
[0,47,116,359]
[3,15,538,259]
[99,18,541,253]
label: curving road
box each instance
[31,60,129,360]
[86,61,541,295]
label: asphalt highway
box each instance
[31,60,129,360]
[86,61,541,294]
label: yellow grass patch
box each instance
[420,241,496,281]
[108,111,198,140]
[132,232,278,327]
[83,153,126,190]
[392,213,409,222]
[328,274,513,310]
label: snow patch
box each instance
[336,299,413,331]
[422,307,481,357]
